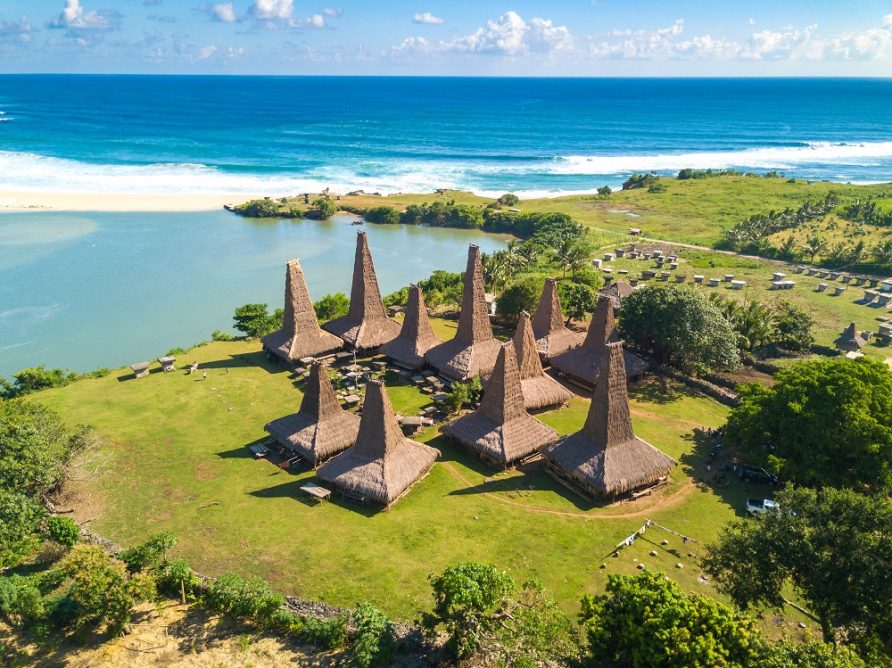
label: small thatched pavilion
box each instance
[264,361,360,467]
[262,260,343,364]
[380,284,442,370]
[598,280,636,310]
[317,380,439,509]
[513,311,573,411]
[543,342,675,499]
[323,231,401,351]
[834,322,866,352]
[531,278,583,361]
[550,295,647,390]
[425,245,501,380]
[443,342,558,468]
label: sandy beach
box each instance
[0,190,257,212]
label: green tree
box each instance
[579,570,764,667]
[496,277,543,325]
[5,366,77,396]
[597,185,612,198]
[313,293,350,323]
[349,602,396,668]
[801,234,826,264]
[119,531,176,573]
[772,300,815,352]
[45,516,80,548]
[497,193,520,207]
[760,640,867,668]
[232,303,282,338]
[703,487,892,652]
[725,358,892,493]
[0,489,46,567]
[558,282,598,324]
[312,198,337,219]
[554,235,596,277]
[363,206,399,225]
[619,284,740,372]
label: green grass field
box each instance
[33,338,812,638]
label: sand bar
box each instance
[0,190,262,213]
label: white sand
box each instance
[0,191,263,212]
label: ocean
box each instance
[1,76,892,197]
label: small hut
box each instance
[425,245,501,380]
[513,311,573,411]
[550,295,647,390]
[317,380,438,508]
[543,342,675,499]
[380,284,442,370]
[323,231,400,351]
[264,361,360,467]
[597,280,636,310]
[531,278,583,361]
[262,260,342,364]
[834,322,866,353]
[443,342,558,468]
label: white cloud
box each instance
[590,19,685,58]
[47,0,121,32]
[196,3,237,23]
[0,16,35,44]
[413,12,444,26]
[449,11,572,55]
[322,7,341,18]
[198,44,217,58]
[748,17,756,26]
[250,0,293,21]
[809,16,892,61]
[743,25,815,59]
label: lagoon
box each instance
[0,211,507,376]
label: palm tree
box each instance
[800,234,826,264]
[734,302,776,352]
[871,240,892,266]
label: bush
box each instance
[647,182,666,193]
[4,366,77,397]
[622,172,659,190]
[119,531,176,574]
[0,575,44,624]
[205,573,284,623]
[446,376,482,414]
[310,198,337,220]
[597,186,612,198]
[211,329,236,342]
[418,270,464,308]
[400,202,483,229]
[497,193,519,207]
[314,293,350,323]
[45,516,80,548]
[237,198,283,217]
[496,277,543,325]
[349,602,396,668]
[772,300,815,352]
[363,206,399,225]
[301,613,349,649]
[383,287,409,308]
[158,560,200,599]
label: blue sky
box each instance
[1,0,891,75]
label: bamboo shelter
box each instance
[264,361,360,467]
[323,231,400,350]
[425,244,502,380]
[550,295,647,389]
[834,322,866,352]
[262,259,343,364]
[317,380,439,509]
[513,311,573,411]
[531,278,583,360]
[543,342,675,499]
[443,342,558,468]
[380,284,442,370]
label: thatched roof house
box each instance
[514,311,573,411]
[531,278,583,360]
[425,245,502,380]
[262,260,343,364]
[834,322,866,352]
[543,342,675,499]
[380,284,442,370]
[443,342,558,468]
[323,231,401,351]
[264,361,360,467]
[598,280,636,310]
[550,296,647,389]
[317,380,438,508]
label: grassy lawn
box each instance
[32,338,812,639]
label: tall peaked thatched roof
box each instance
[513,311,573,411]
[598,281,636,310]
[317,380,438,508]
[550,295,647,389]
[425,244,501,380]
[262,260,343,363]
[531,278,583,360]
[443,342,558,468]
[264,361,360,467]
[322,231,400,350]
[543,342,675,498]
[380,284,442,370]
[834,322,866,352]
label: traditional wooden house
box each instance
[531,278,583,361]
[380,284,442,370]
[513,311,573,411]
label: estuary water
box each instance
[0,212,506,376]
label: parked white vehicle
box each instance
[746,498,779,514]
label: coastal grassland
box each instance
[31,338,813,639]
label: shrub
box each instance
[497,193,520,207]
[349,602,396,668]
[301,613,349,649]
[5,366,77,397]
[45,516,80,548]
[597,186,612,198]
[158,560,200,599]
[772,300,815,352]
[206,573,284,623]
[647,182,666,193]
[310,198,337,220]
[314,293,350,323]
[364,206,399,225]
[237,198,282,217]
[211,329,236,342]
[119,531,176,574]
[166,347,187,357]
[0,575,44,624]
[496,277,542,325]
[622,172,658,190]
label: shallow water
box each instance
[0,212,507,376]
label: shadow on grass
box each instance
[628,376,687,405]
[216,445,255,460]
[199,351,284,374]
[248,479,379,517]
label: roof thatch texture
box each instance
[317,380,438,508]
[531,278,583,360]
[264,361,360,467]
[425,245,501,380]
[513,311,573,411]
[543,342,675,498]
[322,231,401,350]
[834,322,866,352]
[380,284,442,370]
[262,260,343,363]
[443,342,558,468]
[550,296,647,389]
[598,281,635,310]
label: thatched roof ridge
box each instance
[425,245,501,380]
[443,342,558,468]
[317,380,438,508]
[380,284,442,370]
[322,231,400,350]
[264,362,359,467]
[598,281,635,310]
[262,260,343,363]
[543,342,675,498]
[531,278,583,359]
[550,295,647,388]
[513,311,573,411]
[834,322,866,352]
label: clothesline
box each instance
[609,519,700,555]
